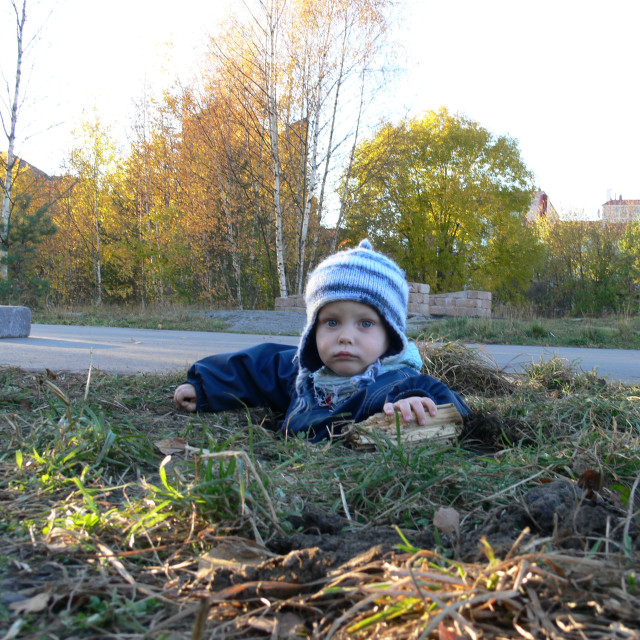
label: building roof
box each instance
[603,197,640,206]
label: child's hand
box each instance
[383,396,437,426]
[174,383,197,412]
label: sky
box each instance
[2,0,640,221]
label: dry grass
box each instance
[1,344,640,639]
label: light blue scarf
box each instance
[311,343,423,408]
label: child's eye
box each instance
[361,320,373,328]
[326,319,338,328]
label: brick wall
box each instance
[275,283,491,318]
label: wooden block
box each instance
[350,403,463,449]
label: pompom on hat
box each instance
[297,239,409,372]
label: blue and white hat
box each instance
[297,239,409,372]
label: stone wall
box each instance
[428,290,491,318]
[275,294,306,313]
[407,282,430,316]
[275,283,491,318]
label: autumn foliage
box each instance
[2,2,639,314]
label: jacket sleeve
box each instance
[283,368,469,442]
[361,371,470,417]
[186,343,297,413]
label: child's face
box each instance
[315,300,390,376]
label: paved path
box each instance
[0,324,638,385]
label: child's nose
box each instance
[338,328,354,343]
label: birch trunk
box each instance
[214,154,243,309]
[94,195,102,305]
[295,111,320,294]
[331,67,367,253]
[265,2,288,298]
[1,1,27,280]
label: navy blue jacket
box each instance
[186,342,469,442]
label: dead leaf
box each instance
[246,617,276,633]
[9,591,49,614]
[197,536,278,579]
[438,622,464,639]
[276,612,307,638]
[155,437,186,455]
[433,507,460,536]
[577,469,603,492]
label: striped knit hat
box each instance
[297,239,409,372]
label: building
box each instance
[601,196,640,223]
[525,191,558,224]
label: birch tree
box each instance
[204,0,391,297]
[1,0,28,280]
[67,114,117,305]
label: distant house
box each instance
[525,191,558,224]
[601,196,640,223]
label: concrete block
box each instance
[0,305,31,338]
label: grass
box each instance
[32,304,230,333]
[414,312,640,350]
[1,346,640,638]
[32,304,640,350]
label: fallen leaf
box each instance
[438,622,464,639]
[155,437,186,455]
[197,536,278,579]
[9,592,49,614]
[577,469,603,492]
[433,507,460,536]
[276,612,306,638]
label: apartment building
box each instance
[601,196,640,222]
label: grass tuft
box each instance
[1,344,640,638]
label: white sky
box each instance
[3,0,640,220]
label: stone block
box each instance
[407,302,429,315]
[0,305,31,338]
[428,305,448,315]
[410,282,430,294]
[455,299,478,308]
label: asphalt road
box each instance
[1,324,638,385]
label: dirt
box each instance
[266,477,639,564]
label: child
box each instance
[174,240,469,442]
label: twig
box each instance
[622,474,640,554]
[337,477,352,521]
